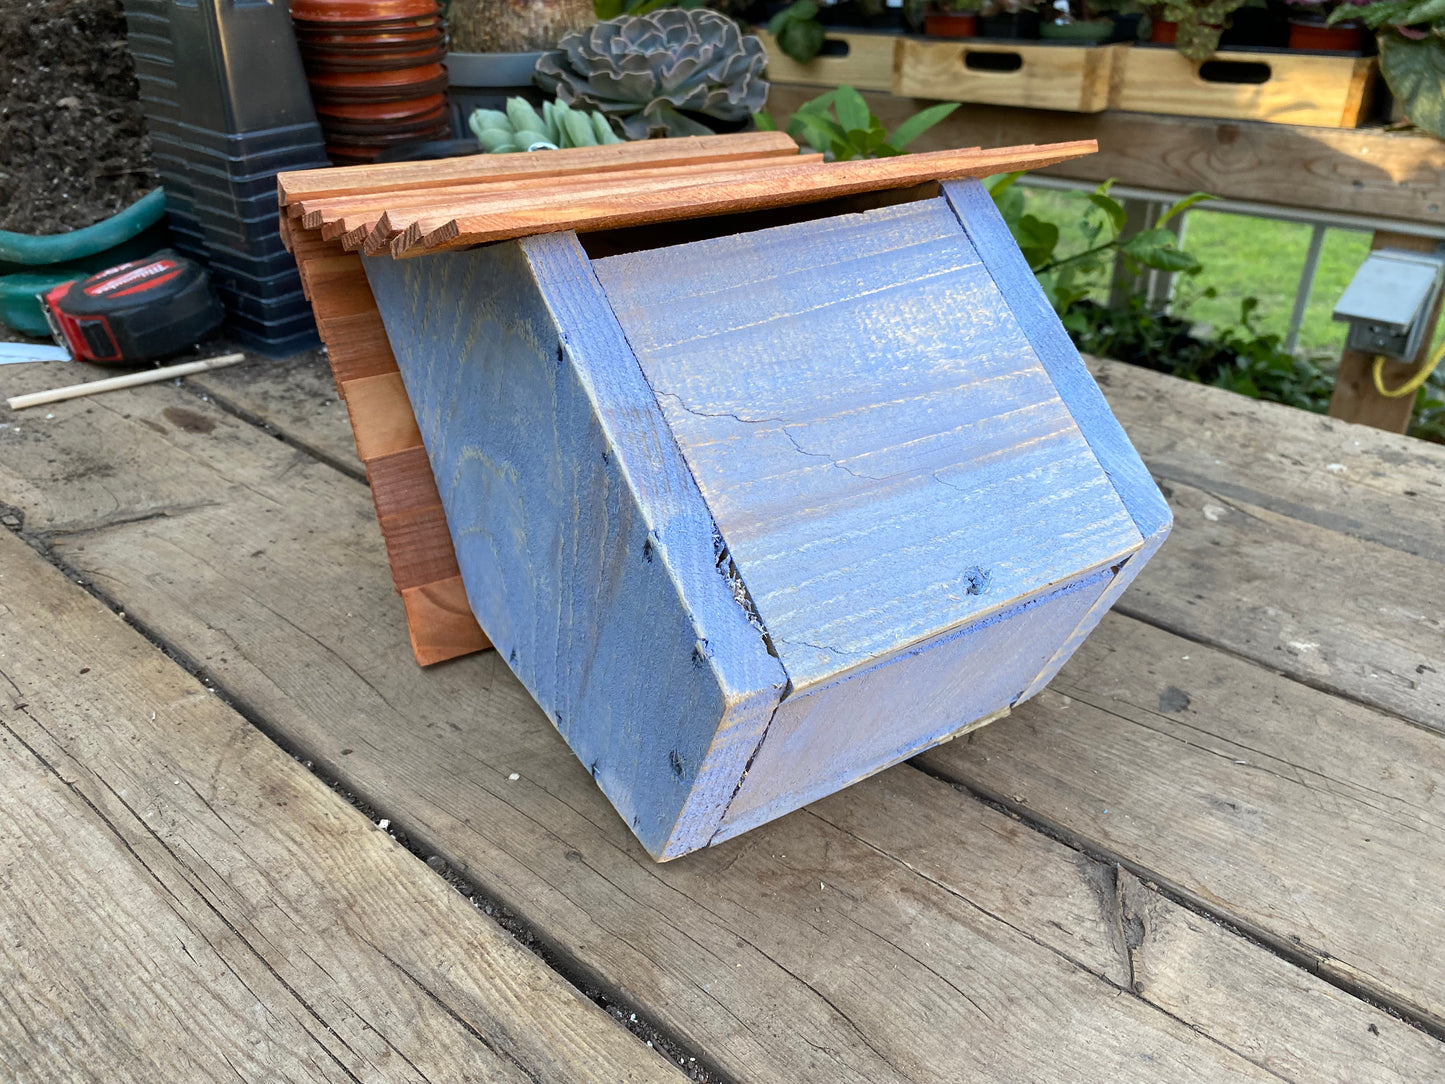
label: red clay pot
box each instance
[1149,18,1178,43]
[1288,17,1365,51]
[924,11,979,36]
[289,0,439,24]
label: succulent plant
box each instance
[534,10,769,139]
[468,97,624,154]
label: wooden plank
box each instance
[756,28,900,92]
[1085,356,1445,563]
[1117,470,1445,730]
[364,231,788,859]
[3,367,1426,1081]
[0,529,683,1084]
[943,180,1173,700]
[277,131,804,204]
[1112,48,1375,128]
[593,195,1141,689]
[395,142,1098,255]
[894,40,1127,114]
[345,371,424,462]
[1328,232,1445,433]
[764,84,1445,224]
[276,222,487,664]
[301,154,827,241]
[919,609,1445,1033]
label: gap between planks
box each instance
[2,367,1445,1084]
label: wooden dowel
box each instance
[6,353,248,411]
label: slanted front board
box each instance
[364,179,1170,859]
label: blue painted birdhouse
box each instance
[363,178,1170,860]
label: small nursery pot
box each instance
[978,10,1040,38]
[925,11,980,36]
[1287,15,1366,51]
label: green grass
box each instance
[1018,186,1375,356]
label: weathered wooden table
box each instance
[1,350,1442,1082]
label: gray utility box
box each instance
[1333,248,1445,360]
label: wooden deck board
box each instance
[2,358,1444,1079]
[0,530,682,1084]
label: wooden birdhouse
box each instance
[280,137,1170,860]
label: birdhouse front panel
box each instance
[362,177,1171,860]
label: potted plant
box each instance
[1328,0,1445,135]
[535,9,769,135]
[1037,0,1135,39]
[921,0,986,37]
[1153,0,1255,56]
[1285,0,1370,51]
[975,0,1043,38]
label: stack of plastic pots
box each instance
[291,0,452,165]
[118,0,329,356]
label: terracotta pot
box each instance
[289,0,439,24]
[924,11,979,36]
[1150,18,1177,43]
[1287,16,1365,51]
[306,62,449,102]
[315,94,448,122]
[300,43,449,70]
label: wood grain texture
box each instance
[894,40,1128,113]
[756,28,900,91]
[594,195,1141,690]
[277,131,804,204]
[280,220,487,663]
[919,609,1445,1033]
[1113,47,1375,128]
[302,155,826,245]
[942,180,1172,698]
[1083,355,1445,563]
[764,85,1445,224]
[362,232,787,858]
[0,529,683,1084]
[396,143,1098,255]
[4,367,1442,1081]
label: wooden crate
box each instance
[756,28,900,92]
[1113,46,1376,128]
[894,38,1128,113]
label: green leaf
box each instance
[885,101,961,151]
[993,184,1025,228]
[593,0,623,17]
[776,15,826,62]
[830,138,859,161]
[1159,191,1215,226]
[752,110,778,131]
[985,171,1024,197]
[564,110,598,148]
[788,112,849,153]
[1087,192,1127,234]
[1014,213,1061,269]
[834,85,871,133]
[506,98,545,136]
[795,88,839,115]
[1380,31,1445,139]
[475,129,517,153]
[591,111,621,144]
[1403,0,1445,23]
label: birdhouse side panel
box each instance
[713,563,1118,841]
[593,195,1144,696]
[940,179,1174,700]
[363,235,786,859]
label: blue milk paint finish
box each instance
[362,233,786,859]
[592,198,1143,697]
[940,179,1173,699]
[362,185,1170,860]
[713,565,1116,842]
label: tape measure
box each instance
[40,252,225,365]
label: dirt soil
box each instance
[0,0,157,234]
